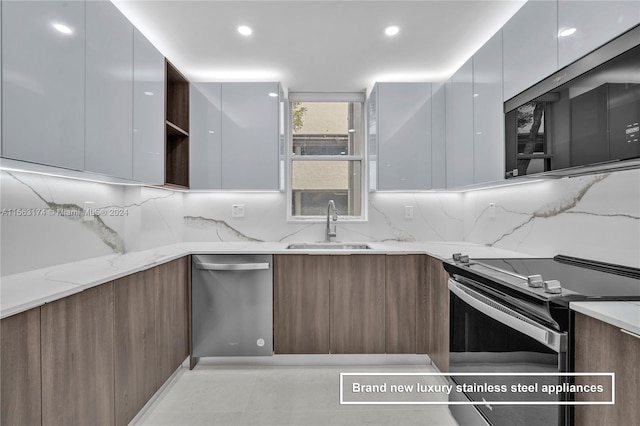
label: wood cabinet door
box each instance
[330,255,386,354]
[385,255,424,354]
[155,257,189,386]
[574,313,640,425]
[273,255,331,354]
[41,283,115,426]
[114,270,158,426]
[1,308,41,426]
[427,256,449,372]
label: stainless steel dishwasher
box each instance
[192,254,273,357]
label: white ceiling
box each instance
[113,0,526,94]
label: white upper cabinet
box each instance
[446,59,474,188]
[220,83,280,190]
[558,0,640,68]
[133,28,165,185]
[85,0,134,180]
[372,82,432,191]
[503,0,558,101]
[2,0,85,170]
[431,83,447,190]
[190,83,222,190]
[473,30,504,183]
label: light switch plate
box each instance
[232,204,245,218]
[404,205,414,219]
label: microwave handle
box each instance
[449,279,566,353]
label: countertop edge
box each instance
[1,241,530,319]
[570,301,640,336]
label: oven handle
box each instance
[449,279,566,353]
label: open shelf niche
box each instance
[165,60,189,188]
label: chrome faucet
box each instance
[325,200,338,242]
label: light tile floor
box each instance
[134,359,459,426]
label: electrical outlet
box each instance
[489,203,496,219]
[83,201,94,222]
[404,205,414,219]
[231,204,245,218]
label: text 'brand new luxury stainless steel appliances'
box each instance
[444,254,640,426]
[192,254,273,357]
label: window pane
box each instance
[291,160,361,216]
[292,102,362,156]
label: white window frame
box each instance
[287,92,368,223]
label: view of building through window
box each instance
[290,101,363,217]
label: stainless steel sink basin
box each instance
[286,242,371,250]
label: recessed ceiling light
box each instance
[52,23,73,35]
[238,25,253,36]
[268,92,278,97]
[385,26,400,36]
[144,91,154,96]
[473,93,479,98]
[559,28,576,37]
[208,130,215,134]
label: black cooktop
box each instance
[444,255,640,331]
[476,256,640,299]
[444,254,640,305]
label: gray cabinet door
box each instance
[133,28,164,185]
[85,1,134,179]
[221,83,279,190]
[473,30,504,184]
[2,1,85,170]
[377,83,432,190]
[446,59,474,188]
[503,0,558,101]
[558,0,640,68]
[431,83,447,189]
[190,83,222,189]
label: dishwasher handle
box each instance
[195,262,270,271]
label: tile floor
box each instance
[134,357,459,426]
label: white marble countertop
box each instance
[571,301,640,336]
[1,240,532,319]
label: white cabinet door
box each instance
[85,1,134,179]
[446,59,474,188]
[221,83,280,190]
[503,0,558,101]
[473,30,504,184]
[190,83,222,190]
[431,83,447,190]
[558,0,640,68]
[133,28,164,185]
[376,83,432,191]
[2,0,85,170]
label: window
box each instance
[288,94,365,220]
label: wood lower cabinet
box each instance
[41,283,115,426]
[114,269,159,426]
[331,255,386,354]
[385,255,425,354]
[574,312,640,425]
[273,255,331,354]
[426,256,449,372]
[0,308,41,426]
[155,257,189,387]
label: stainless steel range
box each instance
[443,254,640,426]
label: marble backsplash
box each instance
[1,167,638,276]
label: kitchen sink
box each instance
[286,242,371,250]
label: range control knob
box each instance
[527,275,543,288]
[543,280,562,294]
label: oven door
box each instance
[448,278,569,426]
